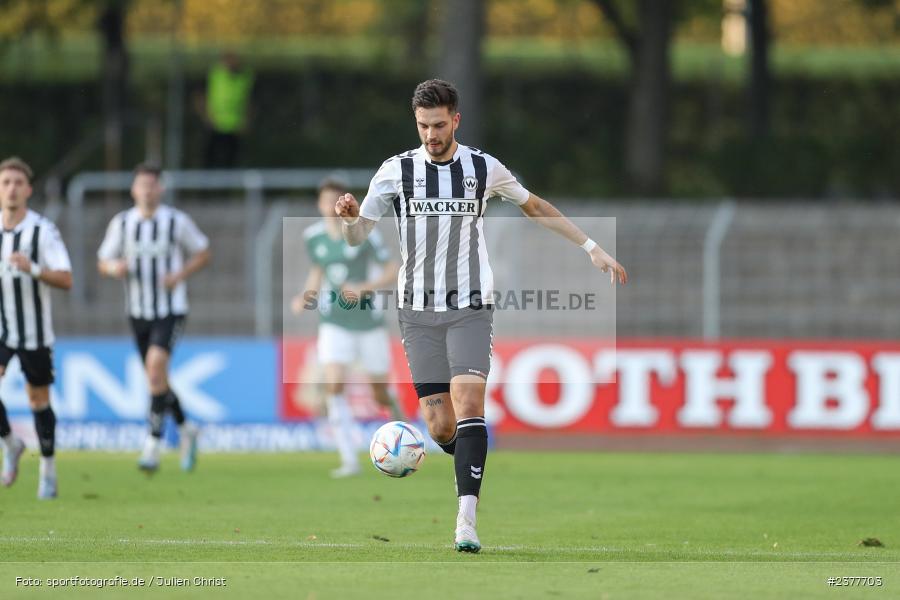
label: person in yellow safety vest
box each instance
[203,52,254,168]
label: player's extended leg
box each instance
[322,362,360,478]
[0,365,26,488]
[26,384,57,500]
[445,306,494,553]
[141,344,197,472]
[139,346,168,472]
[449,375,487,553]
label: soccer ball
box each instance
[369,421,426,478]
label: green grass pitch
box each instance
[0,450,896,599]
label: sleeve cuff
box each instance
[359,204,383,222]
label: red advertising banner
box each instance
[281,338,900,437]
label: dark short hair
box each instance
[317,176,347,195]
[0,156,33,181]
[133,162,162,179]
[411,79,459,113]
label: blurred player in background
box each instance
[97,163,211,473]
[291,177,402,478]
[337,80,627,551]
[0,157,72,499]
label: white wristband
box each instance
[581,238,597,253]
[342,216,360,226]
[29,263,42,278]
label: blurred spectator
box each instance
[201,52,254,168]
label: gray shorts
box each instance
[398,306,494,398]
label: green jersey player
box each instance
[291,178,403,478]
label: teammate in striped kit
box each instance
[337,80,627,552]
[97,163,211,473]
[0,157,73,500]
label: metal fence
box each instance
[40,170,900,340]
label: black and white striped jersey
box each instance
[359,144,530,311]
[97,205,209,320]
[0,210,72,349]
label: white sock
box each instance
[39,456,56,480]
[178,421,195,435]
[1,432,15,452]
[458,495,478,525]
[326,394,358,468]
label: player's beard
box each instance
[425,136,453,159]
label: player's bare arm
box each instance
[335,193,376,246]
[518,193,628,285]
[163,247,212,290]
[8,253,72,290]
[291,265,323,314]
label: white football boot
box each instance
[179,423,199,472]
[137,436,161,472]
[455,495,481,553]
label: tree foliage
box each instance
[1,0,896,46]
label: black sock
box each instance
[0,399,11,438]
[32,405,56,458]
[149,392,167,438]
[166,389,186,425]
[437,429,457,455]
[454,417,487,497]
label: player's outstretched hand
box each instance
[589,247,628,285]
[335,193,360,221]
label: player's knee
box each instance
[145,357,169,386]
[450,381,486,418]
[145,346,169,367]
[426,419,456,444]
[451,393,483,420]
[146,370,168,392]
[26,387,50,410]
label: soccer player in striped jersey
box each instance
[0,157,73,500]
[336,80,627,552]
[97,163,211,473]
[291,177,403,477]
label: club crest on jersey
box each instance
[408,198,480,216]
[463,176,478,191]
